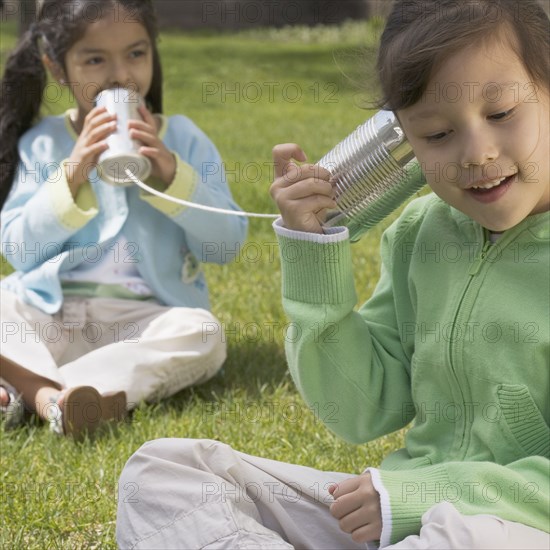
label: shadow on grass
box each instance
[0,340,290,441]
[151,339,291,415]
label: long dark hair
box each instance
[377,0,550,111]
[0,0,163,208]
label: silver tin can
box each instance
[95,88,151,186]
[319,110,426,242]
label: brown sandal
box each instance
[48,386,127,439]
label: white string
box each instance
[125,169,280,219]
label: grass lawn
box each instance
[1,21,416,547]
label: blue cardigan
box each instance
[1,112,248,313]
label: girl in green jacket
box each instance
[116,1,549,548]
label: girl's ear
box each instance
[42,54,67,85]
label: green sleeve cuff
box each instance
[139,155,197,217]
[48,160,98,230]
[276,233,357,305]
[376,465,452,545]
[374,459,550,544]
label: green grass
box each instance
[1,21,414,548]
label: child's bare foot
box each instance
[35,386,65,421]
[0,386,8,408]
[2,381,126,439]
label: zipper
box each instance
[448,227,491,455]
[468,234,492,276]
[444,218,540,458]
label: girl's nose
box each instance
[459,129,499,168]
[108,61,131,89]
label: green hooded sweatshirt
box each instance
[275,193,549,545]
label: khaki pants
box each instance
[0,290,226,408]
[116,438,550,549]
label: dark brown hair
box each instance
[377,0,550,110]
[0,0,163,208]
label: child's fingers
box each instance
[82,106,116,129]
[329,477,359,500]
[85,140,110,158]
[279,177,334,201]
[270,178,335,216]
[272,143,307,178]
[128,117,156,136]
[84,120,117,144]
[79,112,116,146]
[287,194,337,216]
[278,163,332,187]
[330,495,360,521]
[336,506,370,535]
[138,146,160,157]
[137,103,156,129]
[128,126,159,146]
[330,490,363,521]
[334,501,382,543]
[84,105,108,120]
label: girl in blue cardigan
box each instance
[0,0,247,438]
[117,1,549,548]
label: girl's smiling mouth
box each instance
[466,174,516,203]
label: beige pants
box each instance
[116,438,550,549]
[0,290,226,408]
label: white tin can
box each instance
[95,87,151,186]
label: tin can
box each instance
[95,87,151,186]
[319,110,426,242]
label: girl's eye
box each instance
[489,107,516,121]
[86,57,103,66]
[130,50,146,59]
[425,131,450,143]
